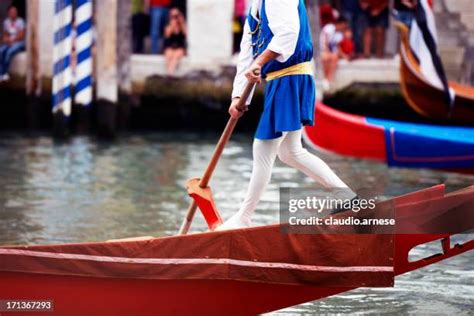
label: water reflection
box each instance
[0,132,472,314]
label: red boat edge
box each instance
[0,184,473,316]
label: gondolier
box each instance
[219,0,357,229]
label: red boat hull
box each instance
[1,185,473,316]
[303,102,386,161]
[1,273,351,316]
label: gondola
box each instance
[396,23,474,125]
[0,184,473,315]
[303,102,474,173]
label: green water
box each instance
[0,132,472,314]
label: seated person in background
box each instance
[339,28,355,60]
[394,0,417,27]
[320,17,347,90]
[163,8,186,76]
[360,0,389,58]
[0,5,26,82]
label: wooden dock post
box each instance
[95,0,118,138]
[26,0,42,129]
[117,0,132,130]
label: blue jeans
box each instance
[343,10,363,54]
[150,6,169,54]
[0,41,25,75]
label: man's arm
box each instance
[229,18,256,118]
[265,0,299,63]
[231,19,255,101]
[230,0,300,118]
[244,49,280,83]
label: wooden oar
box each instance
[178,82,256,235]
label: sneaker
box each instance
[215,212,251,231]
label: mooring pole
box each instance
[26,0,41,129]
[306,0,324,101]
[117,0,132,130]
[52,0,73,138]
[73,0,94,133]
[26,0,41,97]
[95,0,118,139]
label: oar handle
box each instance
[200,83,254,186]
[178,82,256,235]
[178,200,198,235]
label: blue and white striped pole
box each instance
[52,0,73,117]
[74,0,93,107]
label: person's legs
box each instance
[322,52,338,82]
[363,27,373,58]
[277,129,351,189]
[375,9,388,58]
[164,48,173,74]
[0,44,9,75]
[328,53,338,81]
[132,14,142,53]
[150,7,167,54]
[349,11,362,55]
[342,11,354,29]
[375,26,386,58]
[165,49,184,76]
[217,136,284,229]
[356,10,368,56]
[170,48,185,74]
[2,41,25,76]
[158,7,170,53]
[218,129,356,230]
[138,13,147,53]
[321,52,331,79]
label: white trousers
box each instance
[219,129,352,229]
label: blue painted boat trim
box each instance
[366,118,474,169]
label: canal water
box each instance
[0,132,472,315]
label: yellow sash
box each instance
[265,61,314,81]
